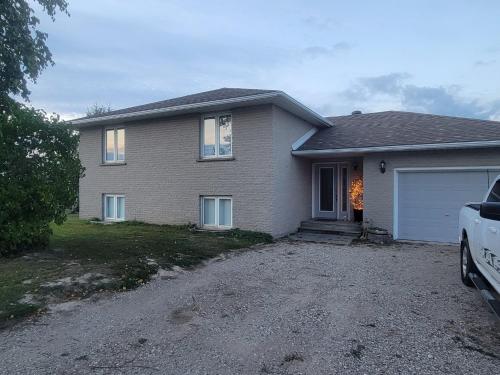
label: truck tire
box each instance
[460,238,476,287]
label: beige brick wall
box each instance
[363,148,500,233]
[271,106,314,236]
[79,105,275,233]
[79,104,325,236]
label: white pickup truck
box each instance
[459,175,500,315]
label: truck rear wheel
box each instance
[461,238,476,287]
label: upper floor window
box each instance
[201,114,232,158]
[105,128,125,162]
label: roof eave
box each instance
[70,92,332,128]
[292,140,500,157]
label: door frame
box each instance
[312,162,351,220]
[393,166,500,240]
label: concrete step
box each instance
[301,220,361,227]
[299,220,362,235]
[299,227,362,235]
[289,232,357,245]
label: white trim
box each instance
[71,92,333,128]
[292,140,500,156]
[311,162,353,220]
[291,128,318,151]
[104,194,125,221]
[201,196,233,229]
[394,166,500,172]
[104,127,125,163]
[392,165,500,240]
[279,91,333,127]
[200,112,233,159]
[311,165,315,218]
[339,164,350,220]
[393,172,399,239]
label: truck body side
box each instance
[459,177,500,294]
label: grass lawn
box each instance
[0,215,272,326]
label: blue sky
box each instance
[29,0,500,120]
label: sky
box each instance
[27,0,500,120]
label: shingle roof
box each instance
[81,88,278,120]
[298,111,500,151]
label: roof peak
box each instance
[72,87,332,128]
[79,87,279,121]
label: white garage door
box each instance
[397,169,500,243]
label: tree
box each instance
[0,0,82,255]
[86,103,112,117]
[0,0,69,102]
[0,97,84,255]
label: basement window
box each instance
[104,194,125,221]
[201,196,232,228]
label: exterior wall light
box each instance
[379,160,386,174]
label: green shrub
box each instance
[0,98,84,255]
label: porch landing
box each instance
[299,219,362,236]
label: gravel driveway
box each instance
[0,240,499,374]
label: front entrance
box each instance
[313,163,350,220]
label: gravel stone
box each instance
[0,240,498,374]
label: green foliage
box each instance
[0,98,84,255]
[86,104,112,117]
[0,0,69,101]
[120,262,159,289]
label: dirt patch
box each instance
[282,352,304,364]
[170,299,201,324]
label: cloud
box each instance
[474,59,496,67]
[490,112,500,121]
[302,16,337,31]
[26,6,294,115]
[343,73,410,100]
[302,42,351,59]
[401,85,486,118]
[342,73,500,119]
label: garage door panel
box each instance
[397,170,500,243]
[399,209,456,219]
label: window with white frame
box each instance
[104,194,125,221]
[105,128,125,162]
[201,196,232,228]
[201,114,232,158]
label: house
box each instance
[72,88,500,243]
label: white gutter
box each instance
[277,92,332,128]
[292,140,500,156]
[291,128,318,151]
[71,91,333,128]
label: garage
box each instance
[396,168,500,243]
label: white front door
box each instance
[314,163,351,220]
[315,166,336,219]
